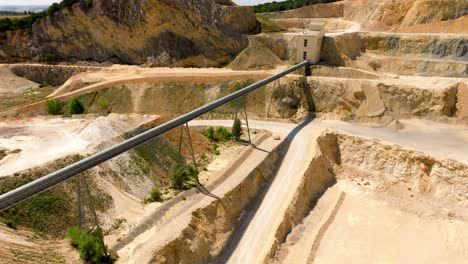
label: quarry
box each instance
[0,0,467,263]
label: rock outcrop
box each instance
[0,0,257,67]
[307,77,461,119]
[344,0,468,31]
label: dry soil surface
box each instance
[0,113,156,177]
[114,117,468,263]
[0,65,39,94]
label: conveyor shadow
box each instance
[196,184,220,200]
[214,115,315,263]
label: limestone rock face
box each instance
[344,0,468,30]
[0,0,257,67]
[307,78,460,119]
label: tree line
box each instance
[0,11,28,16]
[0,0,80,33]
[253,0,339,13]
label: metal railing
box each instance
[0,61,309,211]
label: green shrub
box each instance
[169,165,197,189]
[187,165,199,182]
[202,127,232,142]
[45,99,63,115]
[145,187,163,203]
[44,53,57,63]
[68,97,85,115]
[67,226,114,264]
[6,219,17,230]
[169,166,188,189]
[232,118,243,140]
[85,0,93,8]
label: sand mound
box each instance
[78,114,138,142]
[0,65,39,94]
[228,37,284,70]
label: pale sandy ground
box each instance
[115,118,468,263]
[0,65,38,94]
[190,118,468,264]
[312,190,468,264]
[276,183,468,264]
[0,224,81,264]
[0,117,466,263]
[0,113,156,177]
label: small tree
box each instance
[69,97,85,115]
[67,226,114,264]
[232,118,243,140]
[45,99,63,115]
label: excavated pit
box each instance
[147,130,467,264]
[273,132,468,263]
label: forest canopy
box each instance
[253,0,338,13]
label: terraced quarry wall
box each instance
[360,33,468,61]
[0,76,312,120]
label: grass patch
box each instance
[256,14,287,33]
[0,155,112,237]
[80,86,133,114]
[0,85,55,111]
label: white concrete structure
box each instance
[296,22,325,64]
